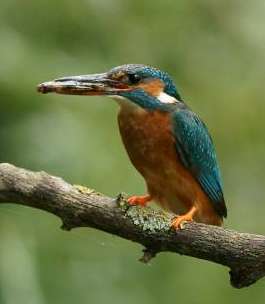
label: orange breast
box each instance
[118,103,222,225]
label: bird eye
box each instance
[128,73,141,84]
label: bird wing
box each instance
[171,109,227,218]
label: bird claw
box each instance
[180,220,189,229]
[171,216,193,230]
[127,195,152,207]
[171,206,196,230]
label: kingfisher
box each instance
[37,64,227,229]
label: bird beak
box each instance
[37,73,131,96]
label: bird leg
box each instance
[127,195,152,207]
[171,206,197,230]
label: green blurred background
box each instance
[0,0,265,303]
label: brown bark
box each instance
[0,163,264,288]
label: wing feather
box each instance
[171,109,227,218]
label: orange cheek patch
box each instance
[136,79,165,97]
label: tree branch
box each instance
[0,163,264,288]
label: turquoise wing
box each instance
[171,109,227,218]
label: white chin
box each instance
[109,95,144,111]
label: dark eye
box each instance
[128,73,141,84]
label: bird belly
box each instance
[118,105,222,225]
[118,107,192,211]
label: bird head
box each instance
[38,64,183,110]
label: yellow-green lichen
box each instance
[116,192,130,210]
[116,193,172,232]
[73,185,102,196]
[126,206,172,232]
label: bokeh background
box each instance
[0,0,265,303]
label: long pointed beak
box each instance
[37,73,130,96]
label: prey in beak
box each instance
[37,73,131,96]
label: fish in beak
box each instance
[37,73,131,96]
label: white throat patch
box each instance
[157,92,180,104]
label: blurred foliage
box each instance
[0,0,265,303]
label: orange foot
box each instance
[127,195,152,207]
[171,206,197,230]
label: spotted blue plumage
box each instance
[171,109,227,218]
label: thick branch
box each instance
[0,163,264,288]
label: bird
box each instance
[37,64,227,229]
